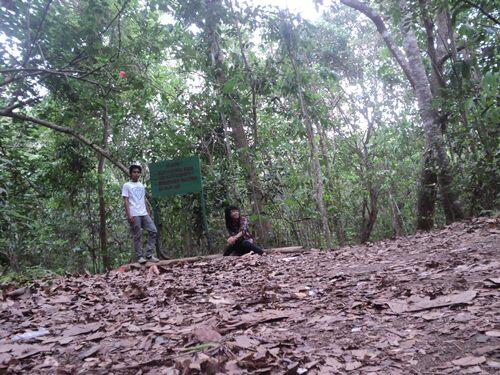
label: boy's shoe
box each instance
[137,257,147,264]
[147,256,159,263]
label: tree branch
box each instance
[22,0,54,68]
[418,0,446,90]
[0,111,128,176]
[339,0,416,89]
[463,0,500,25]
[0,98,39,113]
[63,0,131,69]
[437,42,467,66]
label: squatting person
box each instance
[223,205,264,256]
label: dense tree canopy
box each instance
[0,0,498,275]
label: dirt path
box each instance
[1,217,499,374]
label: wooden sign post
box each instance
[149,156,211,252]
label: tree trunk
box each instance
[228,105,270,242]
[298,91,332,248]
[206,0,270,244]
[229,0,258,147]
[400,4,464,225]
[416,150,437,230]
[85,190,97,273]
[284,34,332,247]
[339,0,464,229]
[359,185,378,243]
[315,120,346,246]
[98,104,111,271]
[389,189,403,238]
[151,200,170,259]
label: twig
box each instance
[22,0,54,67]
[462,0,500,25]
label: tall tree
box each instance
[203,0,271,243]
[279,17,333,248]
[339,0,465,229]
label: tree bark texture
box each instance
[339,0,464,229]
[359,184,378,243]
[284,33,332,248]
[400,4,464,225]
[229,0,258,147]
[315,120,346,246]
[98,104,111,271]
[206,0,271,244]
[416,150,437,230]
[297,89,333,248]
[389,189,403,238]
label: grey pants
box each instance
[130,215,157,259]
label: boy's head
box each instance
[129,164,142,181]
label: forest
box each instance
[0,0,498,275]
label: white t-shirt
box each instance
[122,181,148,217]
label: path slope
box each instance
[1,217,499,374]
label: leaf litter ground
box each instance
[1,217,499,374]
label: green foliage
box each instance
[0,0,498,275]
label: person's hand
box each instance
[128,215,135,224]
[227,236,236,245]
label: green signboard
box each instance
[149,156,202,198]
[148,156,211,250]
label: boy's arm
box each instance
[144,197,152,216]
[124,197,134,223]
[122,184,134,223]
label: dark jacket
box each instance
[227,216,254,243]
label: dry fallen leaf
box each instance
[345,361,362,371]
[387,290,477,314]
[0,218,497,374]
[192,325,222,343]
[484,330,500,337]
[233,335,259,349]
[452,356,486,367]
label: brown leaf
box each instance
[420,311,446,321]
[187,352,217,374]
[324,358,343,370]
[0,353,11,365]
[351,349,369,361]
[485,277,500,285]
[61,322,101,337]
[192,325,222,343]
[485,330,500,337]
[78,344,101,359]
[388,290,477,314]
[86,331,106,341]
[6,287,28,299]
[148,265,160,275]
[238,309,290,328]
[233,335,259,349]
[452,356,486,367]
[50,295,73,304]
[224,359,241,374]
[486,360,500,369]
[10,343,52,359]
[34,356,59,369]
[345,361,362,371]
[58,336,75,345]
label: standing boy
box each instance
[122,164,159,264]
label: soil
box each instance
[1,217,499,374]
